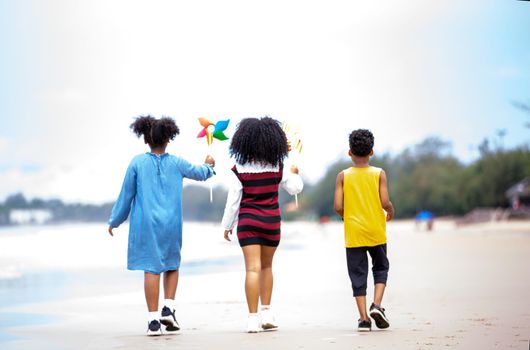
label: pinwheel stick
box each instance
[291,160,299,208]
[197,118,230,203]
[209,151,213,202]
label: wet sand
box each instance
[1,220,529,350]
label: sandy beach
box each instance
[0,220,529,350]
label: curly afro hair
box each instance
[229,116,288,167]
[349,129,374,157]
[130,115,180,147]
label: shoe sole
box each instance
[358,328,371,332]
[160,317,180,332]
[261,323,278,331]
[369,309,390,329]
[146,330,162,336]
[163,326,180,334]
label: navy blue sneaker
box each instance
[147,319,162,336]
[358,318,371,332]
[160,306,180,333]
[369,303,390,329]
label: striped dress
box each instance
[233,165,283,247]
[221,162,303,248]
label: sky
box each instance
[0,0,529,204]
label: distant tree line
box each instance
[0,187,230,226]
[301,136,530,219]
[1,135,528,225]
[0,193,115,225]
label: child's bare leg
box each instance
[373,283,386,306]
[163,270,179,299]
[259,246,276,306]
[144,272,160,312]
[355,295,369,320]
[242,245,261,313]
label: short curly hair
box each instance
[349,129,374,157]
[130,115,180,147]
[229,116,288,166]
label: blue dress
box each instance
[108,153,214,274]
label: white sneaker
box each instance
[261,308,278,330]
[246,314,261,333]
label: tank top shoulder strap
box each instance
[231,165,242,181]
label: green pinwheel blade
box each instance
[213,130,229,141]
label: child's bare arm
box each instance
[334,171,344,218]
[379,170,394,221]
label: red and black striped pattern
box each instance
[233,165,283,247]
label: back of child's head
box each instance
[229,116,288,166]
[349,129,374,157]
[130,115,180,147]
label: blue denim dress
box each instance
[108,153,214,274]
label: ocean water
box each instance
[0,219,408,312]
[0,222,245,342]
[0,222,246,304]
[0,220,326,345]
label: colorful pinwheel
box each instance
[282,121,303,208]
[282,121,303,154]
[197,118,230,146]
[197,117,230,203]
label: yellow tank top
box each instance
[343,166,386,248]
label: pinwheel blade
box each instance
[213,130,229,141]
[199,117,213,128]
[214,119,230,132]
[197,128,207,138]
[295,139,303,153]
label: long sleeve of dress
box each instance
[178,158,215,181]
[221,171,243,230]
[108,162,137,228]
[280,171,304,195]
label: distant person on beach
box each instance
[334,129,394,332]
[107,116,215,336]
[415,210,434,231]
[221,117,303,333]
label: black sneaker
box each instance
[358,318,371,332]
[160,306,180,332]
[369,303,390,329]
[147,320,162,336]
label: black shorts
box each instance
[346,244,389,297]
